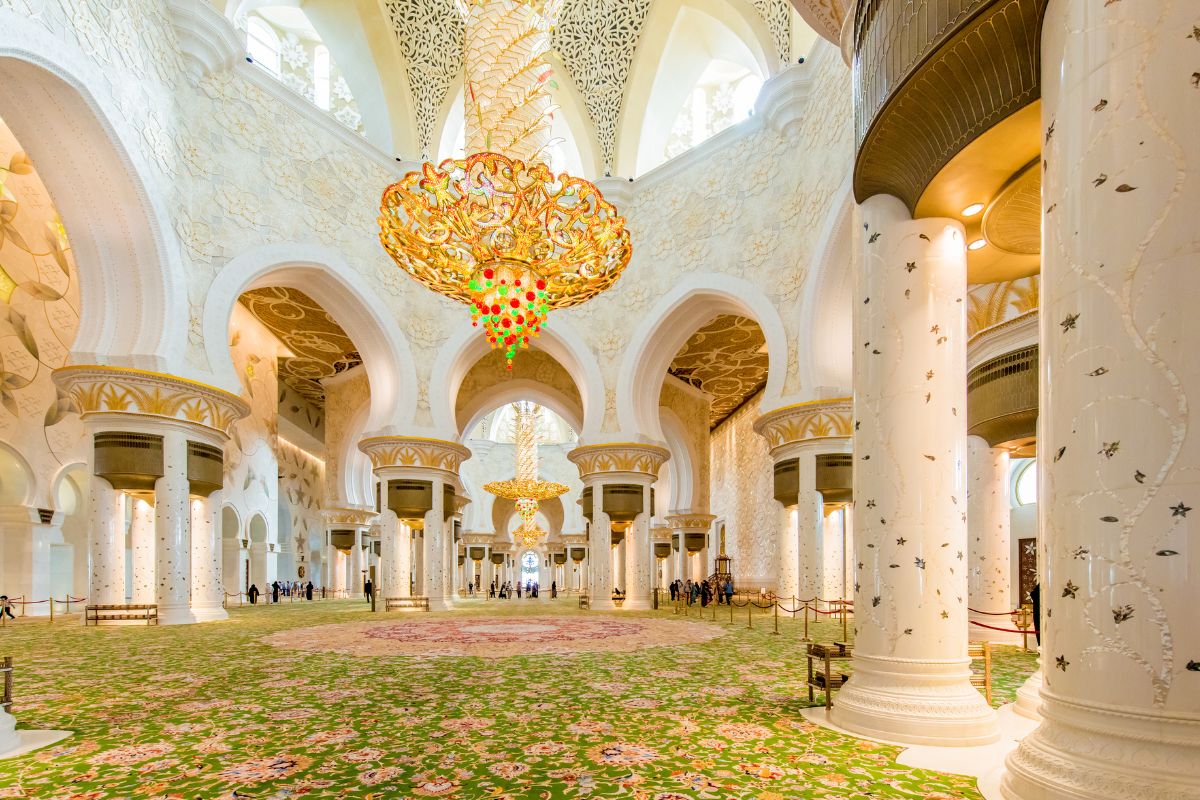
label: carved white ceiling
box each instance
[381,0,793,167]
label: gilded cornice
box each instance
[651,525,673,543]
[358,436,472,474]
[322,507,378,528]
[52,365,250,436]
[566,442,670,480]
[461,532,495,545]
[753,397,852,455]
[666,513,716,533]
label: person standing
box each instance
[0,595,14,620]
[723,579,734,606]
[364,578,374,604]
[271,580,280,604]
[305,581,314,601]
[551,580,557,599]
[248,584,260,605]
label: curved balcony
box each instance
[852,0,1047,210]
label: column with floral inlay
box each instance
[1003,0,1200,794]
[830,195,997,745]
[967,436,1014,643]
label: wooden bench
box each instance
[969,641,993,704]
[806,641,853,710]
[85,604,158,625]
[384,596,429,611]
[578,594,589,610]
[1,656,12,714]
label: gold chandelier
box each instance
[378,0,632,368]
[485,402,565,547]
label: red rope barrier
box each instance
[970,620,1038,634]
[969,607,1020,616]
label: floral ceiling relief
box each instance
[238,287,362,405]
[0,118,84,501]
[668,314,769,429]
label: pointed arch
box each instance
[0,16,188,370]
[202,242,418,432]
[617,273,787,441]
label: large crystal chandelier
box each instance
[378,0,632,368]
[485,402,566,546]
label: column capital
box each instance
[358,435,472,477]
[322,507,378,529]
[461,531,494,545]
[54,364,249,440]
[665,513,715,534]
[567,442,670,483]
[753,397,852,460]
[651,525,672,543]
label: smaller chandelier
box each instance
[515,523,549,548]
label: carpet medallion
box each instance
[262,615,724,657]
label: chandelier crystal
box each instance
[377,0,632,368]
[484,402,566,546]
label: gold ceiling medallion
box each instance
[377,0,631,368]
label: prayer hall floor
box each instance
[0,598,1036,799]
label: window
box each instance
[313,45,331,110]
[520,551,539,584]
[247,17,281,76]
[663,60,763,162]
[1014,459,1037,506]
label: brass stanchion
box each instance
[772,600,779,634]
[792,596,797,619]
[842,602,849,641]
[747,601,753,629]
[802,602,811,641]
[49,598,54,623]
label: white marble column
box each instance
[842,505,855,603]
[777,503,800,600]
[623,484,653,610]
[423,481,450,610]
[967,436,1014,643]
[129,497,156,605]
[322,533,336,591]
[796,450,823,600]
[1004,0,1200,794]
[348,527,364,598]
[587,489,615,610]
[378,511,399,606]
[155,430,193,625]
[820,506,845,603]
[674,536,687,589]
[190,490,226,621]
[88,475,125,606]
[831,194,996,745]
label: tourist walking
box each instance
[723,579,734,606]
[551,580,557,598]
[0,595,14,619]
[271,580,280,604]
[248,584,260,604]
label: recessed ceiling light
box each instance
[967,239,988,251]
[961,203,985,216]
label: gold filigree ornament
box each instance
[379,154,631,367]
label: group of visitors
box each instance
[669,578,734,607]
[489,579,556,599]
[247,580,315,604]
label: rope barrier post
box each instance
[802,603,810,641]
[65,596,70,615]
[19,597,24,617]
[747,601,753,630]
[792,596,797,619]
[49,598,54,624]
[842,601,849,642]
[772,600,779,635]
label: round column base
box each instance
[426,597,454,612]
[621,597,652,610]
[1002,691,1200,800]
[829,652,998,746]
[1012,659,1043,721]
[190,604,229,623]
[157,604,196,625]
[0,710,18,756]
[590,597,616,611]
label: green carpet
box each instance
[0,599,1036,799]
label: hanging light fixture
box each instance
[484,402,566,546]
[378,0,632,368]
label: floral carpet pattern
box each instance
[263,615,726,657]
[0,599,1037,799]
